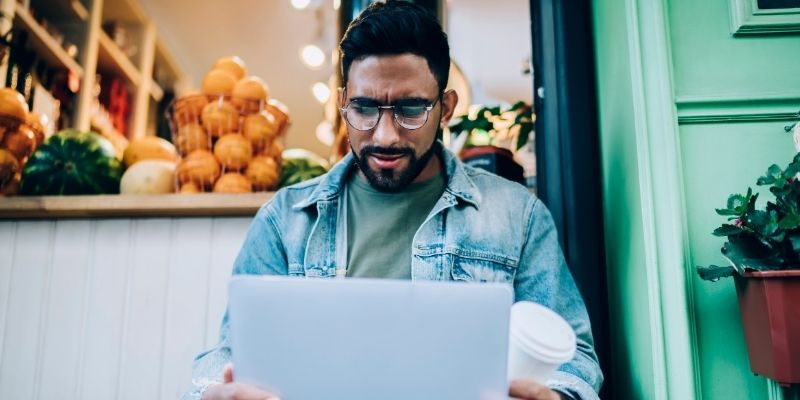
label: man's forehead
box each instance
[346,54,439,99]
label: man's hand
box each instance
[509,379,566,400]
[201,364,280,400]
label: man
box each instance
[186,1,602,399]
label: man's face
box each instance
[340,54,457,192]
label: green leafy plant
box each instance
[698,152,800,281]
[448,101,533,152]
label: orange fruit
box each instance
[173,92,209,127]
[263,139,283,161]
[242,111,280,151]
[26,112,46,146]
[202,69,237,96]
[175,123,210,154]
[246,155,280,191]
[213,172,252,193]
[1,172,20,196]
[179,181,202,193]
[176,149,221,187]
[0,148,19,185]
[213,56,247,81]
[264,99,290,135]
[213,133,253,171]
[201,100,239,138]
[2,127,36,162]
[0,88,29,122]
[232,76,269,114]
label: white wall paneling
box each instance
[0,217,251,399]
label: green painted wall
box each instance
[592,0,800,398]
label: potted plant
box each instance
[447,101,533,184]
[698,118,800,386]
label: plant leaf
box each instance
[697,265,737,281]
[721,236,783,272]
[778,213,800,230]
[713,224,744,237]
[515,124,532,150]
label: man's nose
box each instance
[371,109,401,147]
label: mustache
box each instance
[360,146,414,157]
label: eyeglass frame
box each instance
[338,88,445,131]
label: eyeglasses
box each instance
[340,94,441,131]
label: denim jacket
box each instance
[184,145,603,399]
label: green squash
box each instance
[278,148,329,188]
[20,130,123,195]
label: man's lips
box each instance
[369,153,407,169]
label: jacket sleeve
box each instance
[513,196,604,400]
[181,202,289,399]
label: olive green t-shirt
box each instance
[345,170,445,279]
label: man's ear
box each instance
[337,87,346,109]
[439,89,459,128]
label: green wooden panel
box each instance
[681,121,796,400]
[668,0,800,98]
[593,0,660,398]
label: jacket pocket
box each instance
[449,249,517,283]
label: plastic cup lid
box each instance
[509,301,577,364]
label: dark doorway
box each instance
[530,0,612,398]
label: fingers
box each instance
[223,363,234,384]
[508,379,560,400]
[203,382,281,400]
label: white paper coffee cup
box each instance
[507,301,576,383]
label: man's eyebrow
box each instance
[348,96,430,104]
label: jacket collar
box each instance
[292,142,482,210]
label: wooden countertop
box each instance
[0,192,275,219]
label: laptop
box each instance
[228,276,513,400]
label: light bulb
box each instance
[291,0,312,10]
[301,45,326,68]
[316,121,335,146]
[312,82,331,103]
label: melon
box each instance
[123,136,179,167]
[245,156,280,191]
[213,172,251,193]
[213,133,252,171]
[242,111,280,151]
[120,160,176,194]
[20,130,123,195]
[202,100,239,138]
[176,149,220,187]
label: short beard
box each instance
[349,141,438,193]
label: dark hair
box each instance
[339,0,450,93]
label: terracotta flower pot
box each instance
[734,270,800,386]
[459,145,524,184]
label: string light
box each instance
[301,45,326,68]
[311,82,331,103]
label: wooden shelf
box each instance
[13,4,84,77]
[102,0,147,24]
[97,30,141,87]
[150,81,164,102]
[0,193,274,219]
